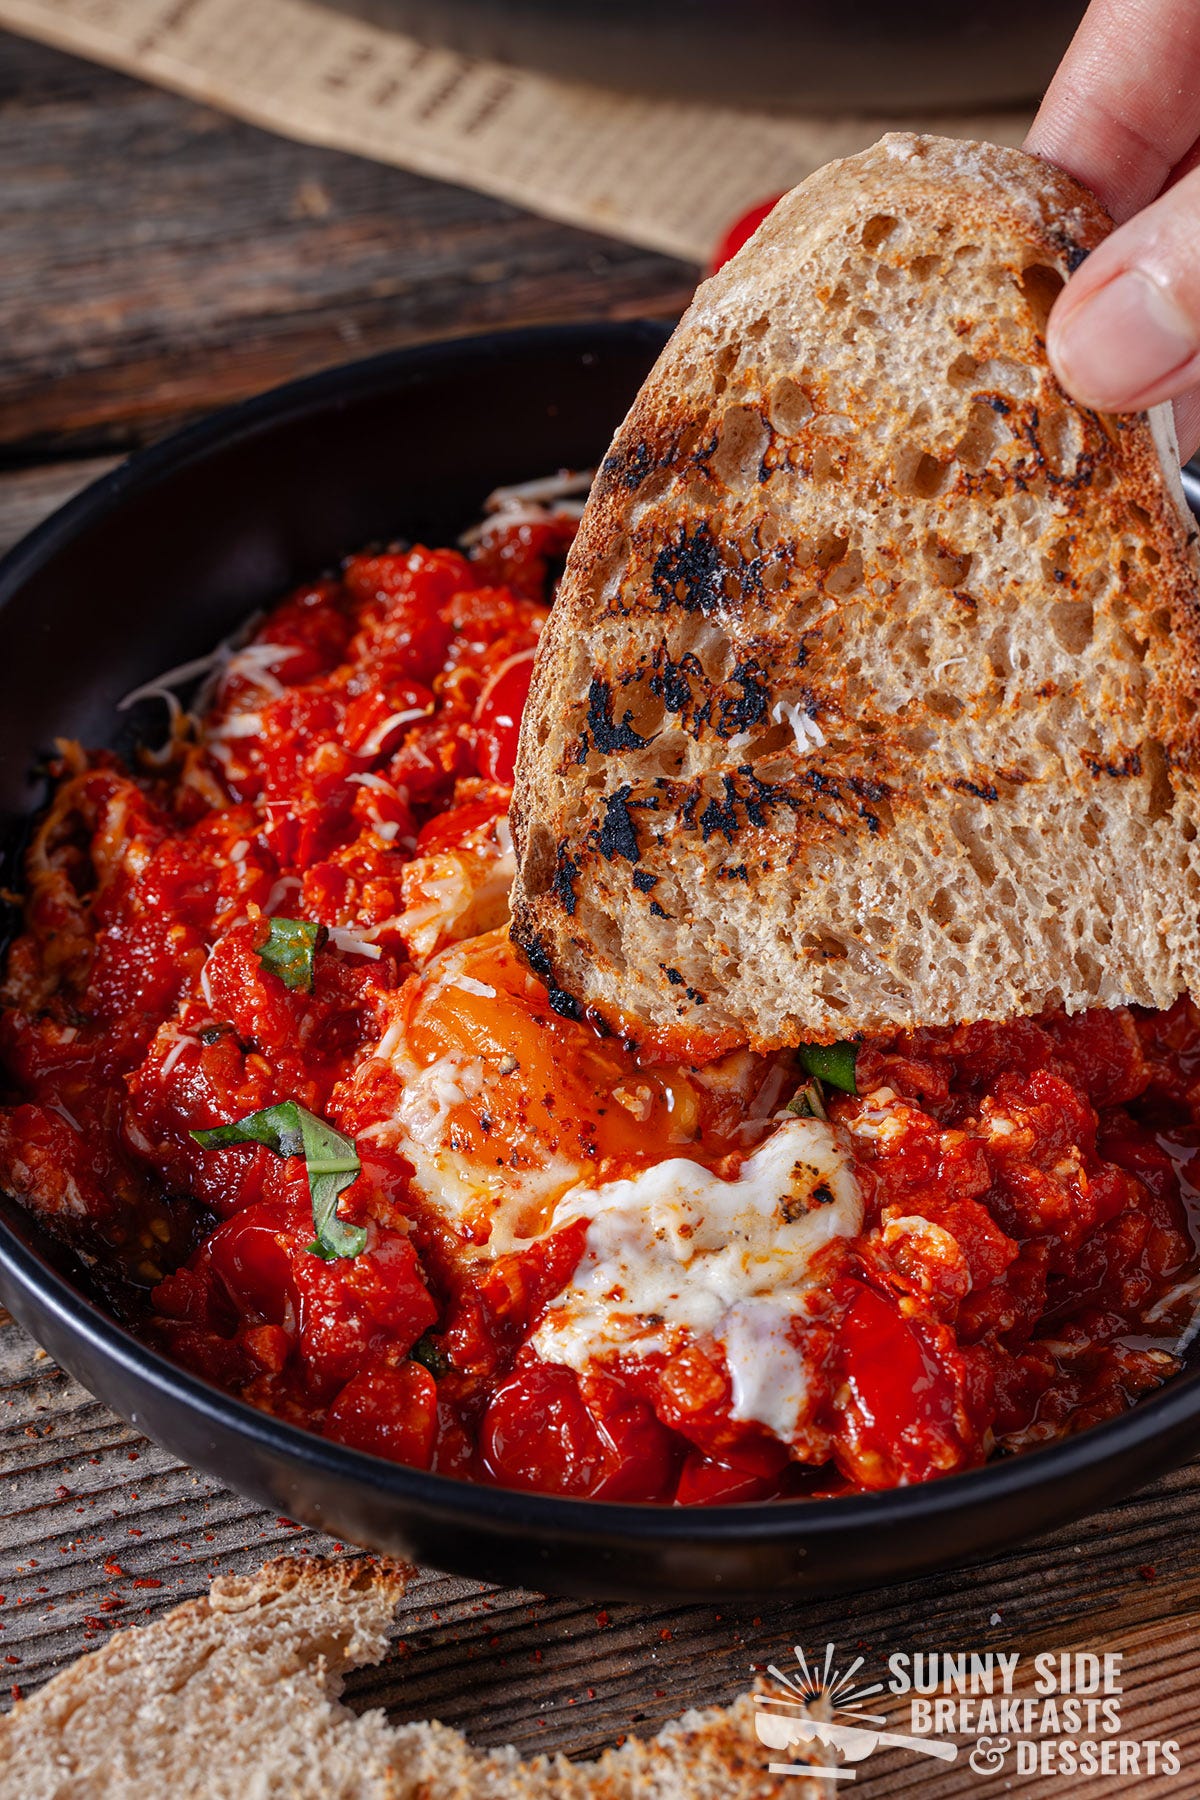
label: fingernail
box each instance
[1050,269,1197,410]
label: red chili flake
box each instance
[659,1628,672,1642]
[276,1518,301,1530]
[531,1649,543,1664]
[132,1578,162,1589]
[655,1688,667,1699]
[54,1485,71,1500]
[99,1597,125,1612]
[9,1685,21,1702]
[595,1610,610,1628]
[587,1687,596,1700]
[1138,1565,1158,1581]
[127,1529,143,1538]
[126,1452,139,1462]
[4,1656,20,1665]
[102,1559,124,1579]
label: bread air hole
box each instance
[953,402,1005,472]
[825,548,864,598]
[894,450,950,498]
[1049,600,1093,656]
[948,810,998,887]
[768,376,814,434]
[1039,403,1084,477]
[925,536,973,589]
[1144,738,1174,822]
[812,445,843,484]
[861,213,898,251]
[710,404,770,488]
[1018,262,1065,332]
[710,342,739,397]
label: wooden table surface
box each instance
[1,30,1199,1796]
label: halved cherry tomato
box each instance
[479,1361,676,1500]
[472,649,536,784]
[205,1204,299,1331]
[675,1450,786,1506]
[324,1361,438,1467]
[834,1282,964,1489]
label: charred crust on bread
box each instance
[509,920,586,1021]
[586,675,652,753]
[595,784,641,861]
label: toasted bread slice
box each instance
[0,1555,820,1798]
[510,133,1200,1053]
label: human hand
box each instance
[1026,0,1200,460]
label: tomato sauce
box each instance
[1,502,1198,1505]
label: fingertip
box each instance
[1045,269,1199,414]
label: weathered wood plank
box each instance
[1,1305,1199,1795]
[0,33,694,461]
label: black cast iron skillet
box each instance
[332,0,1086,112]
[1,323,1199,1602]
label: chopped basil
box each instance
[257,918,324,992]
[191,1101,366,1260]
[797,1040,859,1096]
[410,1332,450,1378]
[786,1078,828,1121]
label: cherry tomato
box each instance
[472,649,535,784]
[205,1205,299,1331]
[710,194,784,273]
[835,1282,962,1489]
[324,1361,438,1467]
[675,1450,786,1506]
[342,682,434,760]
[479,1361,676,1500]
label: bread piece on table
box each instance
[510,133,1200,1053]
[0,1556,819,1798]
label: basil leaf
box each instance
[191,1102,366,1260]
[797,1040,858,1095]
[257,918,323,992]
[410,1333,449,1378]
[786,1079,828,1121]
[191,1100,305,1158]
[298,1107,367,1261]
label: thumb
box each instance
[1046,161,1200,453]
